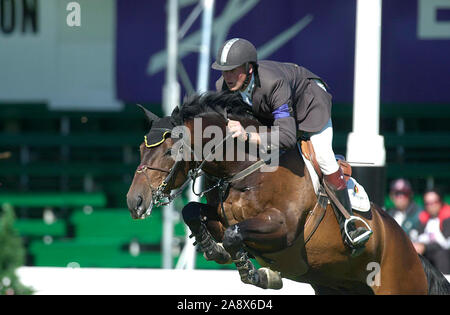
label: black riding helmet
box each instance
[211,38,261,88]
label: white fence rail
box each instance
[16,267,450,295]
[17,267,314,295]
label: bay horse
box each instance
[126,92,450,295]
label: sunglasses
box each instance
[424,200,440,206]
[393,191,409,197]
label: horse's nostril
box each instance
[136,195,143,208]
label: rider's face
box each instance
[222,64,251,91]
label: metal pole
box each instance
[176,0,215,270]
[197,0,214,93]
[162,0,181,269]
[351,0,382,138]
[346,0,386,206]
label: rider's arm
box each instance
[228,115,296,152]
[257,79,297,152]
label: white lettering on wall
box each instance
[66,1,81,27]
[418,0,450,39]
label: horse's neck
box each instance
[192,115,253,177]
[267,147,318,210]
[170,160,192,190]
[201,158,254,179]
[187,113,270,179]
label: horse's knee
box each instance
[223,225,244,253]
[181,202,203,221]
[181,202,203,232]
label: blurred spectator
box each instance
[413,188,450,274]
[387,178,422,241]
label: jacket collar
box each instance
[239,73,255,106]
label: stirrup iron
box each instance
[344,216,372,246]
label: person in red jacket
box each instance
[413,188,450,274]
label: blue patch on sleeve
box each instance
[272,104,290,120]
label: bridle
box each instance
[137,159,192,208]
[136,131,226,208]
[136,128,190,208]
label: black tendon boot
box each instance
[324,169,372,257]
[189,217,232,264]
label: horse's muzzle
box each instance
[127,193,153,220]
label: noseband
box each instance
[136,164,171,174]
[136,153,188,208]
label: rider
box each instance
[211,38,372,255]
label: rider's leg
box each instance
[182,202,231,264]
[308,119,372,254]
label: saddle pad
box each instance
[346,177,371,212]
[297,143,371,213]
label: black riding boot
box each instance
[324,169,372,257]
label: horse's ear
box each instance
[137,104,160,124]
[170,106,182,125]
[171,106,180,116]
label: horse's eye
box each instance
[164,149,172,156]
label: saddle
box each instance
[300,139,351,182]
[300,138,372,246]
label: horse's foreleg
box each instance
[182,202,231,264]
[223,208,286,289]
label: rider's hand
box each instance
[227,119,248,142]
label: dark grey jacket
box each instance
[215,60,332,150]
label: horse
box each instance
[127,92,450,295]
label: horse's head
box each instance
[126,105,187,219]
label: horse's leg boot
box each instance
[324,169,372,256]
[233,250,258,285]
[190,219,232,264]
[233,250,283,290]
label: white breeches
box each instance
[305,119,339,175]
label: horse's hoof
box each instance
[257,268,283,290]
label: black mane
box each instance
[172,91,258,125]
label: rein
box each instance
[184,109,271,226]
[188,108,264,197]
[186,126,268,227]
